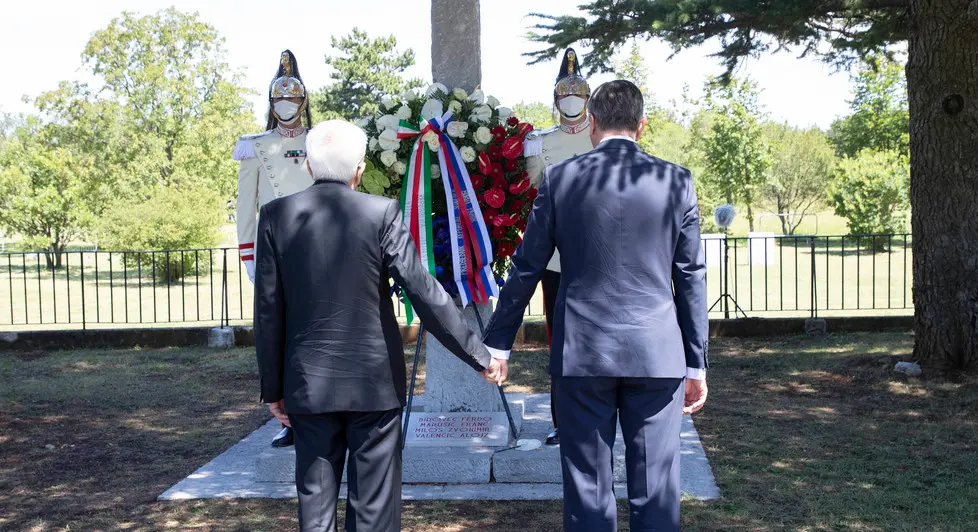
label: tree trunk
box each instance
[907,0,978,372]
[746,203,755,232]
[45,245,64,270]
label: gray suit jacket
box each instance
[483,139,708,378]
[254,181,491,414]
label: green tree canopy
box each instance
[312,29,424,121]
[512,102,556,130]
[829,149,909,240]
[763,123,837,235]
[829,55,909,158]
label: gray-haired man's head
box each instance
[305,120,368,188]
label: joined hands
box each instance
[481,358,508,386]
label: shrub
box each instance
[828,149,909,251]
[98,187,224,281]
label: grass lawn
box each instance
[2,333,976,530]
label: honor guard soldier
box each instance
[522,48,593,446]
[233,50,315,448]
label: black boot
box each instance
[271,425,294,448]
[546,428,559,445]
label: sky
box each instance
[0,0,856,130]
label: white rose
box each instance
[402,89,418,102]
[426,83,449,97]
[468,89,485,105]
[471,105,492,123]
[381,96,396,110]
[497,107,513,120]
[356,117,372,128]
[446,121,469,138]
[431,164,441,180]
[394,161,407,175]
[378,128,401,151]
[452,87,468,100]
[475,126,493,145]
[377,114,398,130]
[460,146,477,163]
[369,137,379,152]
[486,95,500,108]
[448,101,463,115]
[380,150,397,168]
[396,104,412,121]
[422,130,441,152]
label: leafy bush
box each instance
[828,149,909,251]
[98,187,224,281]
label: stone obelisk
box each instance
[423,0,506,414]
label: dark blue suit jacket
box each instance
[483,138,708,378]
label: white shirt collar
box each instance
[597,135,637,145]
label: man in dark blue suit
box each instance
[482,80,709,531]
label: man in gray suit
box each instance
[254,120,500,532]
[482,80,709,531]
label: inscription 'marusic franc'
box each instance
[404,412,508,447]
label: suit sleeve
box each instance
[253,205,286,403]
[236,153,260,264]
[482,168,557,352]
[672,171,709,370]
[380,201,491,372]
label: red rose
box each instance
[504,158,519,172]
[477,192,485,204]
[526,188,539,201]
[482,208,498,222]
[520,170,529,179]
[497,241,516,258]
[487,144,502,160]
[491,126,507,142]
[501,213,519,227]
[517,219,528,232]
[509,179,531,195]
[470,173,485,189]
[511,198,526,212]
[492,225,508,240]
[485,187,506,209]
[491,163,504,179]
[507,116,520,127]
[492,176,508,190]
[501,137,523,160]
[516,122,534,138]
[478,152,492,175]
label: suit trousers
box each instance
[540,269,561,427]
[555,376,684,532]
[289,409,402,532]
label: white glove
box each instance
[244,259,256,283]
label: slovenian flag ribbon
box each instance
[395,111,498,322]
[396,119,436,325]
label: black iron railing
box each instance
[0,234,913,331]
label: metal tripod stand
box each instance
[707,231,747,319]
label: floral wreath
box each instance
[358,84,536,320]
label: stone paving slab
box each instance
[159,393,720,501]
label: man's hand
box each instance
[244,260,256,283]
[481,358,508,386]
[268,400,291,427]
[683,378,708,415]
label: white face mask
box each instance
[273,101,301,122]
[558,96,587,119]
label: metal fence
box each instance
[0,233,913,331]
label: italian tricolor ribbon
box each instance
[396,119,436,325]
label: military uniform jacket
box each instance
[233,127,314,263]
[523,124,595,273]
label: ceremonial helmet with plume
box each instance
[266,50,313,130]
[553,48,591,120]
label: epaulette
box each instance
[523,125,557,157]
[232,130,273,161]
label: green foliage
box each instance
[512,102,556,130]
[526,1,907,78]
[613,40,659,114]
[79,8,256,195]
[828,55,909,158]
[0,118,98,268]
[98,188,224,281]
[763,123,838,234]
[692,78,770,231]
[828,149,909,244]
[312,28,424,121]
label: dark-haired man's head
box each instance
[587,80,648,147]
